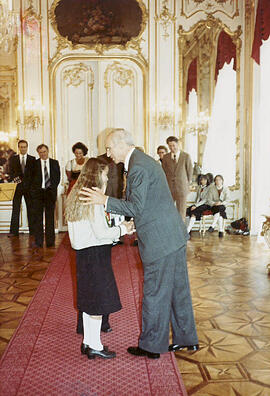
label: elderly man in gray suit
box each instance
[80,128,198,359]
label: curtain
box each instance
[251,0,270,64]
[185,89,198,164]
[202,60,236,186]
[215,31,236,82]
[186,58,197,102]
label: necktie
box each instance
[44,161,51,188]
[21,156,25,174]
[173,154,177,163]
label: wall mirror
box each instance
[178,15,241,190]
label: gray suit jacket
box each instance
[106,149,188,263]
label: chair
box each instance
[199,209,227,236]
[199,210,213,235]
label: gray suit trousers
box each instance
[138,246,198,354]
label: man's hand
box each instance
[191,205,196,210]
[79,187,107,205]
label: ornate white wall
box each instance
[1,0,252,232]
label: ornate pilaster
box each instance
[243,0,255,222]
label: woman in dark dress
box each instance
[65,142,89,195]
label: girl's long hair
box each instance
[65,157,108,222]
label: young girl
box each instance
[207,174,229,238]
[65,158,133,359]
[186,174,211,234]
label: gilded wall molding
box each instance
[242,0,255,222]
[49,0,148,65]
[104,61,134,90]
[155,0,176,40]
[63,63,94,88]
[49,54,148,156]
[178,15,242,191]
[181,0,239,19]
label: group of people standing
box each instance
[8,140,60,248]
[65,128,198,361]
[7,129,228,363]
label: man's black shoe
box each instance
[101,327,112,333]
[218,232,224,238]
[208,226,214,233]
[168,344,199,352]
[127,346,160,359]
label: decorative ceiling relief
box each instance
[50,0,147,54]
[181,0,239,19]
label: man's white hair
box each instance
[107,128,135,147]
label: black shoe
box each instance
[101,327,112,333]
[127,346,160,359]
[218,232,224,238]
[208,226,214,233]
[87,346,116,359]
[168,344,199,352]
[132,240,138,246]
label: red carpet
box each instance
[0,235,187,396]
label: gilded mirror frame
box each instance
[178,15,241,191]
[49,0,147,55]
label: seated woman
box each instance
[65,142,89,195]
[186,174,211,234]
[207,174,229,238]
[65,158,134,359]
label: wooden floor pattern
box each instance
[0,233,65,358]
[0,232,269,395]
[176,232,270,395]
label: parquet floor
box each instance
[176,232,270,395]
[0,233,65,357]
[0,232,269,395]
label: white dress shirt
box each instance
[19,154,27,165]
[124,147,135,172]
[105,146,135,209]
[41,158,50,189]
[171,150,180,162]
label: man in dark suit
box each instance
[80,128,198,359]
[98,149,124,198]
[31,144,60,247]
[8,140,36,237]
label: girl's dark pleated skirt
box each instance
[75,244,122,316]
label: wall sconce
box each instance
[185,111,209,136]
[0,130,17,143]
[17,98,44,130]
[154,102,181,130]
